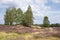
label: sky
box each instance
[0,0,60,24]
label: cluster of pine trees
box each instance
[4,5,33,26]
[5,5,54,27]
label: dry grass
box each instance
[0,26,60,40]
[0,32,60,40]
[0,32,19,40]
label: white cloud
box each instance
[26,0,32,3]
[0,0,49,12]
[0,0,60,24]
[0,0,49,24]
[13,0,49,17]
[34,13,44,17]
[0,13,4,24]
[49,15,60,24]
[1,0,14,4]
[35,0,47,4]
[51,0,60,3]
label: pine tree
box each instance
[24,5,33,26]
[4,6,33,26]
[43,16,50,27]
[5,8,13,25]
[11,7,16,25]
[5,8,10,25]
[16,8,23,24]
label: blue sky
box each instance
[0,0,60,24]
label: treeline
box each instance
[4,5,60,27]
[42,16,60,27]
[50,23,60,27]
[4,5,33,27]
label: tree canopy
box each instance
[4,5,33,27]
[43,16,50,27]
